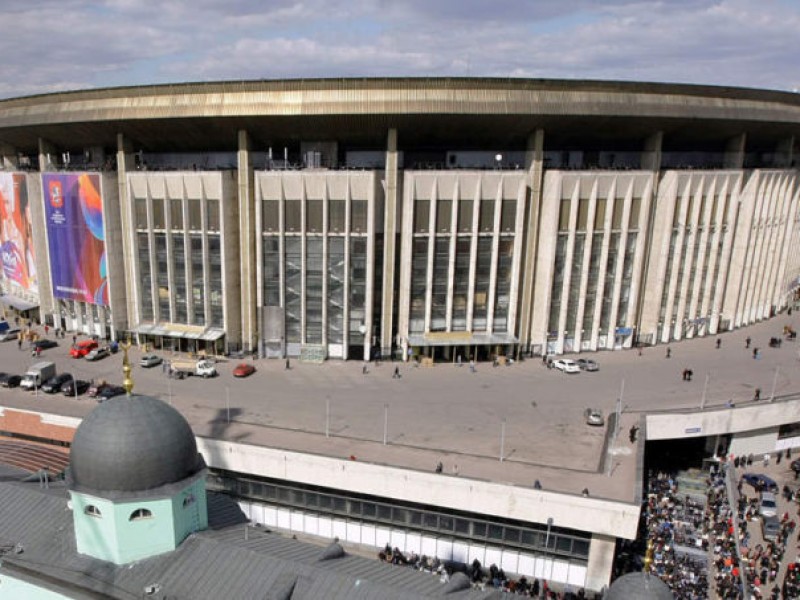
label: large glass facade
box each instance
[306,238,323,343]
[327,238,345,344]
[285,237,302,343]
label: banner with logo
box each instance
[43,173,108,305]
[0,173,37,293]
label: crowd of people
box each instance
[376,544,597,598]
[642,470,712,598]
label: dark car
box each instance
[32,339,58,351]
[61,379,90,396]
[0,373,22,388]
[87,382,110,398]
[97,385,126,401]
[41,373,73,394]
[741,473,778,493]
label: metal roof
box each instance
[0,480,500,599]
[0,78,798,152]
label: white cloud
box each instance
[0,0,797,98]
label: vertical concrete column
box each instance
[37,138,57,172]
[0,143,18,169]
[635,132,662,342]
[723,133,746,169]
[364,173,377,361]
[774,136,794,168]
[381,129,399,356]
[116,134,137,330]
[517,129,544,354]
[396,173,413,360]
[585,533,615,592]
[237,129,255,352]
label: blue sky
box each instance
[1,0,798,98]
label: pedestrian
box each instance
[44,324,49,336]
[393,366,400,379]
[72,334,77,346]
[637,344,642,356]
[17,337,21,351]
[469,359,476,373]
[457,354,462,367]
[753,347,759,359]
[746,336,752,348]
[285,358,290,370]
[754,388,761,401]
[629,425,638,443]
[362,362,368,375]
[666,347,671,359]
[533,479,542,490]
[682,369,687,381]
[716,338,721,349]
[435,462,443,474]
[687,369,693,382]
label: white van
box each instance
[0,328,20,342]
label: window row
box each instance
[413,199,516,234]
[209,474,590,560]
[263,199,368,234]
[134,197,220,232]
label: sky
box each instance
[1,0,799,99]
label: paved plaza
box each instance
[2,312,800,502]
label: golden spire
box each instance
[643,539,654,574]
[121,337,133,395]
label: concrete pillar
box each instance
[37,138,57,172]
[117,133,138,327]
[640,131,662,171]
[517,130,544,353]
[238,130,256,352]
[585,533,616,592]
[723,133,746,169]
[774,136,795,168]
[381,129,399,357]
[0,143,18,169]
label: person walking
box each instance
[754,388,761,401]
[716,338,721,349]
[666,347,671,359]
[746,336,752,349]
[393,366,400,379]
[469,359,476,373]
[285,358,290,370]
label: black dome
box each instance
[605,572,674,600]
[70,395,203,493]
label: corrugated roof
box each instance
[0,481,497,599]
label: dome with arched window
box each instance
[69,394,204,493]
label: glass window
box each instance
[479,200,495,232]
[285,200,301,232]
[500,199,516,232]
[488,524,503,540]
[493,239,513,332]
[423,513,438,529]
[628,197,641,230]
[263,236,281,307]
[414,199,430,233]
[129,508,152,521]
[351,199,368,233]
[329,199,345,232]
[452,239,470,331]
[285,237,302,343]
[327,237,345,343]
[306,238,323,343]
[436,199,452,233]
[377,505,392,520]
[173,233,187,323]
[473,238,493,331]
[307,199,323,233]
[409,238,428,333]
[208,235,223,327]
[594,198,607,230]
[155,234,169,321]
[558,199,571,231]
[577,198,589,231]
[137,233,153,321]
[361,502,376,517]
[264,200,280,232]
[612,199,624,229]
[430,238,449,331]
[152,198,165,229]
[458,200,473,232]
[190,234,205,325]
[134,197,148,229]
[170,198,183,230]
[188,199,202,230]
[207,199,220,232]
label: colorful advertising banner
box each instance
[0,173,37,293]
[43,173,108,305]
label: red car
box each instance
[232,363,256,378]
[70,339,98,358]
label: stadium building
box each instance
[0,78,798,361]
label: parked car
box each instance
[762,515,781,541]
[233,363,256,378]
[85,346,111,361]
[552,359,580,373]
[97,385,126,401]
[0,328,20,342]
[41,373,73,394]
[140,353,163,368]
[741,473,778,493]
[70,339,97,358]
[0,374,22,388]
[584,408,605,426]
[61,378,90,396]
[32,339,58,351]
[759,491,778,518]
[577,358,599,372]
